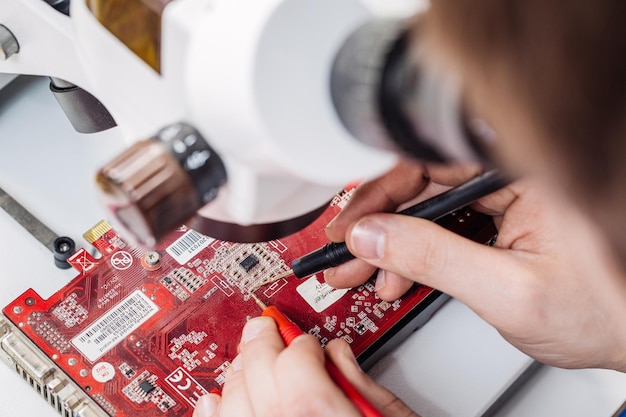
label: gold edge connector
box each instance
[82,220,112,244]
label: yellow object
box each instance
[82,220,112,244]
[85,0,175,72]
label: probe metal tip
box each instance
[249,269,295,292]
[247,291,268,311]
[272,269,294,281]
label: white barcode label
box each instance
[72,291,158,362]
[166,229,213,265]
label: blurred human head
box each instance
[423,0,626,260]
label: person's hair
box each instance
[425,0,626,259]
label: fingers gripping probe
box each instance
[290,169,509,279]
[247,292,384,417]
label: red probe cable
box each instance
[261,305,384,417]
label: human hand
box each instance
[325,160,626,371]
[192,317,419,417]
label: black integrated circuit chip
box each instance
[239,254,259,272]
[139,380,156,395]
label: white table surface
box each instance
[1,76,625,417]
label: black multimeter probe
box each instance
[290,169,509,279]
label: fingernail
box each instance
[375,269,386,292]
[194,394,219,417]
[349,218,385,260]
[323,267,336,280]
[241,317,269,344]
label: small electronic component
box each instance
[239,254,259,272]
[139,380,156,395]
[168,267,207,293]
[119,362,136,378]
[160,276,190,301]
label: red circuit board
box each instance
[3,191,495,417]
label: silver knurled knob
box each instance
[0,24,19,61]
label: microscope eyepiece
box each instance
[331,19,494,165]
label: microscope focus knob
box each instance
[0,24,19,61]
[96,123,227,246]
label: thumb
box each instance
[193,394,221,417]
[346,213,518,310]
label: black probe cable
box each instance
[291,169,509,279]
